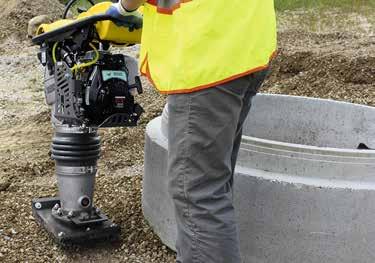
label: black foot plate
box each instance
[32,197,120,247]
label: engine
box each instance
[40,40,143,128]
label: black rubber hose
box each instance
[63,0,95,19]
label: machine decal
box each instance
[102,70,127,82]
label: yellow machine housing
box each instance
[36,2,142,45]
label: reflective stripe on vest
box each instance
[140,0,277,94]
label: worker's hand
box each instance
[106,2,143,31]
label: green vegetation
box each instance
[274,0,375,11]
[275,0,375,31]
[61,0,375,12]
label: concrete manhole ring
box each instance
[143,94,375,263]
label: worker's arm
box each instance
[120,0,144,12]
[106,0,144,29]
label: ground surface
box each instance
[0,2,374,263]
[0,0,64,40]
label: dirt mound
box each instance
[0,7,374,263]
[0,0,64,41]
[262,30,375,106]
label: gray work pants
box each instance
[167,70,268,263]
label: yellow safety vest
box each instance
[140,0,277,94]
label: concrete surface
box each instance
[142,94,375,263]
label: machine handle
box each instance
[32,13,142,45]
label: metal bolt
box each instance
[67,211,74,218]
[58,232,65,238]
[34,202,42,210]
[95,208,101,214]
[110,223,117,228]
[52,204,60,211]
[86,227,91,232]
[57,208,63,216]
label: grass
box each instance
[60,0,375,32]
[275,0,375,11]
[275,0,375,33]
[61,0,375,11]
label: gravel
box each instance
[0,0,64,40]
[0,7,373,263]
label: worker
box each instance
[108,1,277,262]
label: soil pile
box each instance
[263,30,375,105]
[0,0,64,40]
[0,8,374,263]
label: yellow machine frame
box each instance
[37,2,142,45]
